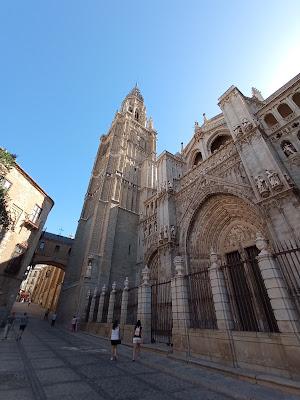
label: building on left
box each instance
[0,157,54,324]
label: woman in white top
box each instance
[110,320,121,360]
[132,320,142,361]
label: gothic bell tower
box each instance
[59,86,157,319]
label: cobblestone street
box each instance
[0,309,299,400]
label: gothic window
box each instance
[277,103,293,118]
[264,113,278,127]
[128,106,133,113]
[292,92,300,108]
[210,135,230,153]
[193,152,203,166]
[148,224,152,235]
[135,110,139,121]
[298,130,300,141]
[281,140,297,157]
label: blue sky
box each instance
[1,1,300,236]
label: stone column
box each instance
[88,287,98,322]
[171,256,190,331]
[81,288,91,321]
[107,282,116,324]
[209,250,234,330]
[96,285,107,322]
[256,232,300,333]
[137,265,151,343]
[120,277,129,326]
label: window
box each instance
[193,152,203,166]
[128,244,131,255]
[30,204,42,224]
[0,176,12,191]
[292,93,300,108]
[135,110,139,121]
[210,135,230,153]
[68,247,72,255]
[264,113,278,127]
[54,245,60,253]
[39,241,45,250]
[277,103,293,118]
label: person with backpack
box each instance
[16,313,28,341]
[132,320,142,361]
[110,320,121,360]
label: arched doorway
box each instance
[186,193,278,333]
[19,263,65,312]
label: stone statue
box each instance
[255,175,269,195]
[85,260,92,279]
[170,225,176,240]
[164,225,169,240]
[167,180,173,190]
[242,118,253,133]
[265,170,281,188]
[282,142,297,157]
[233,125,243,136]
[159,226,163,239]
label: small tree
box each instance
[0,148,16,230]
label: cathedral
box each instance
[58,74,300,375]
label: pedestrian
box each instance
[16,312,28,341]
[132,320,142,361]
[3,312,16,340]
[71,315,77,332]
[51,312,57,327]
[110,320,121,361]
[44,309,49,320]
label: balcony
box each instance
[23,216,39,230]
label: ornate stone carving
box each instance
[85,260,92,279]
[174,256,184,276]
[101,284,106,295]
[254,175,270,197]
[233,125,243,137]
[170,225,176,240]
[142,265,150,286]
[282,141,297,157]
[255,232,269,255]
[124,277,129,290]
[111,282,116,292]
[241,118,254,133]
[265,170,282,189]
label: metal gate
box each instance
[151,280,172,345]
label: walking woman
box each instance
[110,320,121,360]
[132,320,142,361]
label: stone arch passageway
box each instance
[186,193,265,272]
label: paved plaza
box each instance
[0,309,299,400]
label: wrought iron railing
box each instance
[113,289,122,323]
[126,286,138,324]
[151,280,172,345]
[273,238,300,317]
[221,248,278,333]
[186,268,217,329]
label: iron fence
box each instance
[151,280,172,345]
[113,289,122,323]
[221,247,278,333]
[126,286,138,324]
[186,268,217,329]
[101,291,110,323]
[85,295,92,322]
[92,294,100,322]
[274,238,300,317]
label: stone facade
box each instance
[59,76,300,377]
[0,164,53,324]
